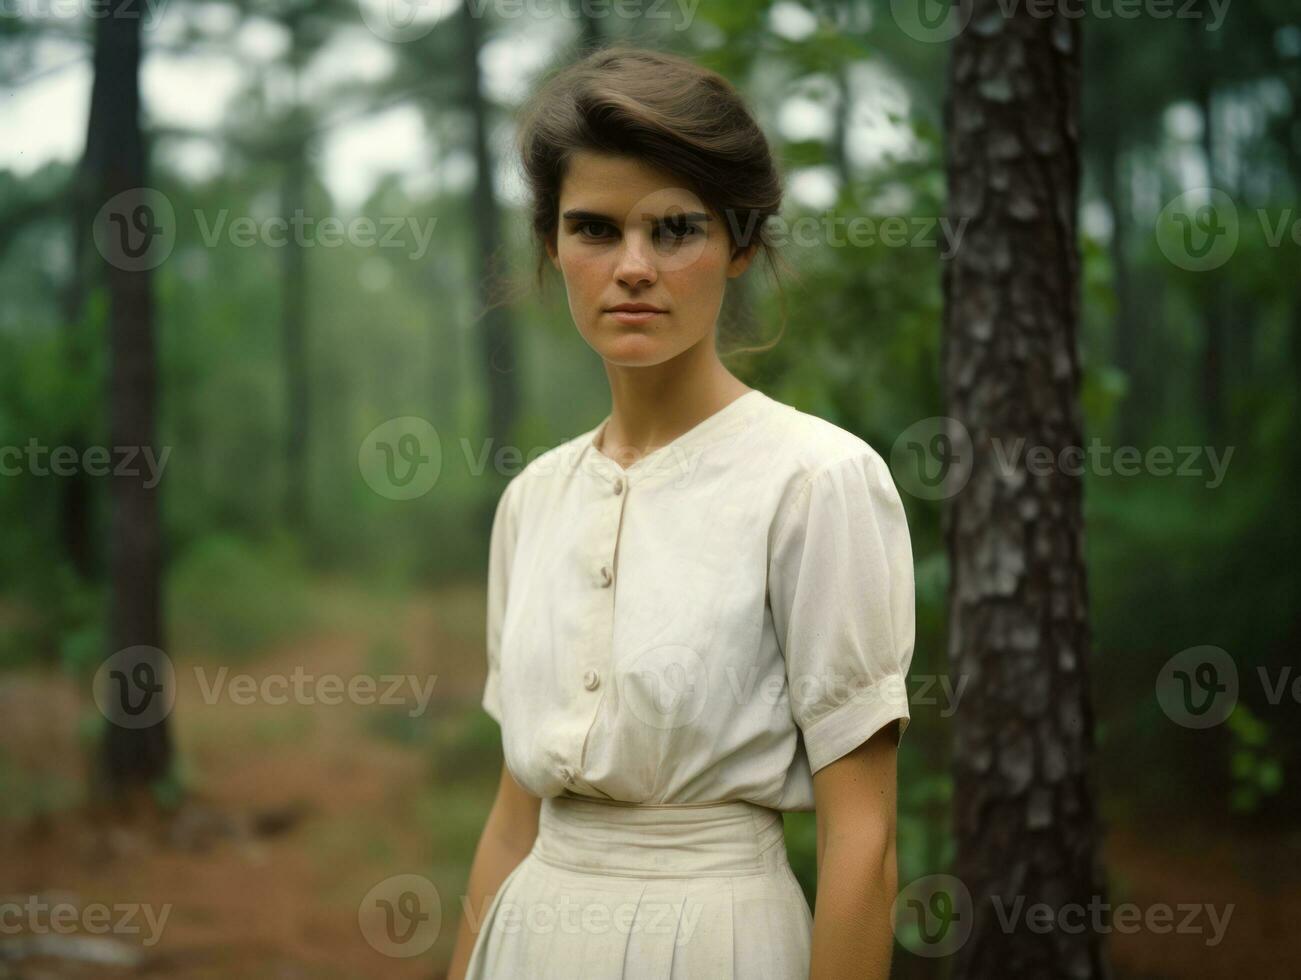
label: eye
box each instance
[656,219,701,244]
[575,220,614,240]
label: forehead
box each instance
[558,150,706,219]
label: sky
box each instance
[1,1,916,213]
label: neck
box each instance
[598,338,750,458]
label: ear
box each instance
[727,241,761,278]
[545,236,560,270]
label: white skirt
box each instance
[464,794,814,979]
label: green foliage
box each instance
[150,758,194,812]
[363,637,432,747]
[0,0,1296,882]
[167,534,315,658]
[427,707,502,786]
[1227,704,1284,813]
[0,753,80,822]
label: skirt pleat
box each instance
[464,794,811,980]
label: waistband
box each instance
[531,794,786,878]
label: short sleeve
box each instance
[482,477,521,725]
[768,449,915,774]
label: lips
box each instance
[606,309,664,324]
[605,303,666,324]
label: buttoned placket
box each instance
[558,458,628,791]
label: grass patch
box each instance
[168,534,315,659]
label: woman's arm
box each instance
[808,721,901,980]
[445,762,542,980]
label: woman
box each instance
[446,45,915,980]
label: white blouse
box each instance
[481,388,914,812]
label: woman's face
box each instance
[547,150,757,368]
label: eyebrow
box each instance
[561,209,711,224]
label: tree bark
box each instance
[1194,71,1226,439]
[1097,134,1138,446]
[281,10,310,535]
[460,3,518,492]
[90,6,172,792]
[941,2,1109,976]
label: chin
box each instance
[592,330,682,367]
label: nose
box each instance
[613,232,657,290]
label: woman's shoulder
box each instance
[491,422,600,507]
[753,391,887,484]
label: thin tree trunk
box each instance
[90,7,171,793]
[941,1,1109,975]
[1098,136,1138,446]
[281,13,310,535]
[1195,75,1226,439]
[461,2,518,486]
[57,141,100,582]
[831,66,852,193]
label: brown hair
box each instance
[509,43,791,357]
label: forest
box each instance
[1,0,1298,977]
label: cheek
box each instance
[558,249,607,296]
[667,248,729,299]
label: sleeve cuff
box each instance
[800,672,910,774]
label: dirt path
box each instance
[2,588,1296,978]
[0,590,493,979]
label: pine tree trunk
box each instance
[461,3,518,485]
[941,2,1109,976]
[281,12,310,535]
[91,8,172,793]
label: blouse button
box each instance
[599,565,613,588]
[558,767,573,784]
[582,669,600,690]
[612,477,624,495]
